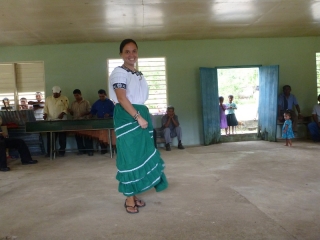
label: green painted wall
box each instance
[0,37,319,146]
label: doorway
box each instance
[217,67,259,136]
[200,65,279,145]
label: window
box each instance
[316,53,320,96]
[0,62,45,111]
[107,58,167,114]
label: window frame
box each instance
[0,61,45,110]
[316,53,320,96]
[107,57,168,115]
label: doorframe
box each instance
[200,64,279,145]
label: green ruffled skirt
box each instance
[114,104,168,196]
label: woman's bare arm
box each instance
[115,89,148,128]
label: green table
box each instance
[26,119,114,159]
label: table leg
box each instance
[50,132,53,160]
[53,132,56,159]
[108,129,112,158]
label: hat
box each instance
[52,86,61,93]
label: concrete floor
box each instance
[1,140,320,240]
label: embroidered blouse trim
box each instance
[119,66,143,78]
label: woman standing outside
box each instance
[109,39,168,214]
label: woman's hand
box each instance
[137,115,148,129]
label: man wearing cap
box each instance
[90,89,115,154]
[43,86,69,157]
[0,116,38,172]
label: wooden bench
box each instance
[154,127,179,147]
[277,115,312,138]
[154,128,166,146]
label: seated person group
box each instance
[277,84,320,141]
[0,86,186,172]
[3,82,320,173]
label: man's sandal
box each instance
[124,200,139,214]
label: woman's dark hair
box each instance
[73,89,81,94]
[120,39,138,53]
[219,96,224,101]
[228,95,234,98]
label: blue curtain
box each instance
[200,67,220,145]
[258,65,279,141]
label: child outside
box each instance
[282,111,294,146]
[219,96,228,135]
[226,95,238,135]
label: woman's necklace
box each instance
[122,64,142,80]
[122,64,136,72]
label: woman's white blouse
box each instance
[109,66,149,104]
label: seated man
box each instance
[90,89,116,154]
[278,85,302,135]
[161,106,185,151]
[0,116,38,172]
[308,94,320,142]
[69,89,93,156]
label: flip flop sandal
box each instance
[135,199,146,207]
[124,200,139,214]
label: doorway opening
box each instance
[217,67,259,136]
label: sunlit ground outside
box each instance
[218,67,259,135]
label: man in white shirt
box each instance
[28,92,45,120]
[43,86,69,157]
[308,94,320,142]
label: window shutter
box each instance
[0,63,15,94]
[138,58,167,114]
[16,62,45,93]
